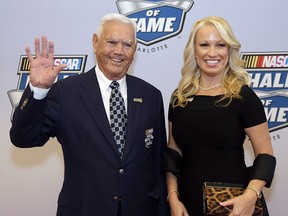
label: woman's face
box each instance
[194,25,229,78]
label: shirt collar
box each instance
[95,65,126,92]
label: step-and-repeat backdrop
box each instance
[1,0,287,215]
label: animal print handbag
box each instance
[203,182,263,216]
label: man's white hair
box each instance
[96,13,137,41]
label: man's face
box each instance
[93,21,136,80]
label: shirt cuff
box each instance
[29,83,50,100]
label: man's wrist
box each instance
[29,83,49,100]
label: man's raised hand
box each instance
[26,36,67,89]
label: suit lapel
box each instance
[122,75,143,160]
[79,68,120,157]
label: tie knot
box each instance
[110,81,119,90]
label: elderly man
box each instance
[10,13,169,216]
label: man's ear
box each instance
[92,34,98,53]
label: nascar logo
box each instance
[8,55,87,121]
[242,52,288,131]
[116,0,194,45]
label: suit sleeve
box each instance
[10,84,60,148]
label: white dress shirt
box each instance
[95,65,128,122]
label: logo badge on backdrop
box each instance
[241,52,288,132]
[7,55,87,121]
[116,0,194,52]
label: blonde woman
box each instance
[163,16,276,216]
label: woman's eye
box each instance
[217,43,226,47]
[200,43,208,47]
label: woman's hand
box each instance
[168,194,189,216]
[220,189,258,216]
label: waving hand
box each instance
[25,36,67,89]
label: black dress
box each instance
[168,85,267,216]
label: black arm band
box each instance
[250,153,276,188]
[161,148,182,178]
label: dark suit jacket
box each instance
[10,67,169,216]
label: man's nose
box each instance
[114,42,124,54]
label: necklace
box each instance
[199,83,221,91]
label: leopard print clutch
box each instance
[203,182,263,216]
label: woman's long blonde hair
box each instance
[172,16,250,107]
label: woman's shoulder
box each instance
[238,85,263,107]
[240,85,257,98]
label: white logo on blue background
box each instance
[117,0,193,45]
[241,52,288,131]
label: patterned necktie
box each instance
[109,81,127,158]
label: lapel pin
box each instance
[133,98,143,103]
